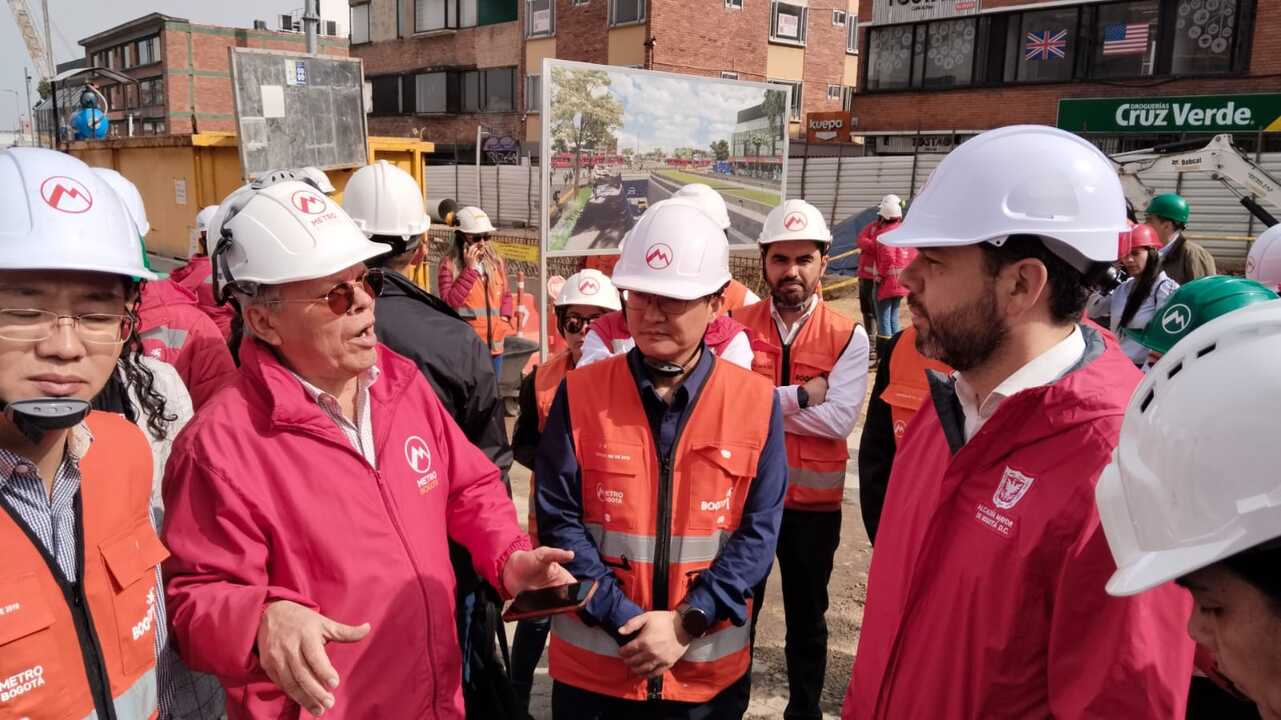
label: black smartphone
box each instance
[502,579,599,622]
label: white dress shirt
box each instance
[771,296,871,441]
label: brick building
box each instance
[352,0,860,157]
[79,13,349,137]
[851,0,1281,153]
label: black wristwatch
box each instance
[797,386,811,409]
[677,603,710,639]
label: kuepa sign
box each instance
[1058,94,1281,134]
[807,112,853,144]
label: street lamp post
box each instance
[0,90,22,146]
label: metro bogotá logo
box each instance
[40,176,93,214]
[646,243,673,269]
[291,190,327,215]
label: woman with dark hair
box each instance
[437,205,515,375]
[1100,300,1281,720]
[1087,223,1178,366]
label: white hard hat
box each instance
[92,167,150,237]
[1246,224,1281,290]
[1098,300,1281,596]
[882,125,1128,266]
[455,206,496,234]
[759,199,832,246]
[208,184,254,242]
[879,194,903,220]
[298,166,336,194]
[212,180,389,299]
[673,183,730,231]
[557,269,621,311]
[195,205,219,234]
[342,161,430,241]
[0,147,156,280]
[612,200,730,300]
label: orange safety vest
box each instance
[550,354,774,702]
[718,280,755,317]
[457,260,514,356]
[0,411,167,720]
[882,325,952,446]
[733,300,855,512]
[527,350,574,544]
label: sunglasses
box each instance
[268,269,385,315]
[466,234,492,244]
[560,312,604,335]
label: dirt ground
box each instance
[503,293,877,719]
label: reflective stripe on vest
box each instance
[734,300,855,511]
[140,325,189,350]
[455,307,502,319]
[553,354,773,702]
[883,326,952,445]
[110,667,159,719]
[460,262,512,354]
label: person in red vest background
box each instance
[438,206,515,376]
[856,195,902,359]
[535,200,788,719]
[731,199,869,720]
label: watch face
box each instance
[682,607,709,638]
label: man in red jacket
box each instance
[161,179,572,719]
[842,126,1194,719]
[170,204,235,340]
[137,278,238,409]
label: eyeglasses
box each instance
[267,269,384,315]
[0,309,135,345]
[560,312,604,335]
[623,291,708,316]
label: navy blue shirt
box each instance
[535,346,788,641]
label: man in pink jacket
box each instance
[170,204,236,340]
[843,126,1194,719]
[137,278,238,409]
[161,179,572,719]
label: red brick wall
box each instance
[554,0,610,65]
[368,112,523,148]
[802,0,850,118]
[649,1,769,80]
[853,0,1281,132]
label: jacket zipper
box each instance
[648,452,674,701]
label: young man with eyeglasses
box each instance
[159,180,575,719]
[536,201,787,719]
[0,147,171,719]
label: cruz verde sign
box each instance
[1057,94,1281,134]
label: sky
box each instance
[0,0,309,131]
[599,69,774,155]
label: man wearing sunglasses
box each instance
[160,180,574,719]
[536,201,788,719]
[0,148,172,719]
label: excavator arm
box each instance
[1113,134,1280,227]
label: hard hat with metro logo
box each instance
[342,160,431,243]
[557,269,621,311]
[455,206,496,235]
[612,199,730,300]
[1098,300,1281,596]
[673,183,731,231]
[195,205,219,234]
[880,125,1129,267]
[878,194,903,220]
[212,179,389,300]
[1246,223,1281,291]
[0,147,156,280]
[1128,275,1279,355]
[759,199,832,246]
[1145,193,1190,226]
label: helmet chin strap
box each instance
[1,399,92,444]
[643,345,702,378]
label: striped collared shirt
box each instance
[291,366,381,467]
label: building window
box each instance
[416,0,477,31]
[847,20,858,53]
[124,83,138,109]
[1171,0,1239,75]
[137,77,164,107]
[485,68,515,112]
[609,0,645,26]
[351,4,371,43]
[771,80,803,121]
[922,18,976,88]
[826,83,842,101]
[526,74,541,113]
[572,0,589,5]
[721,71,740,79]
[1091,0,1159,79]
[135,36,160,66]
[726,0,743,8]
[833,10,846,27]
[841,85,854,112]
[415,72,448,113]
[371,75,401,114]
[771,2,807,45]
[1003,7,1078,83]
[865,24,913,90]
[527,0,554,37]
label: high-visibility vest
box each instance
[0,411,167,720]
[527,350,573,544]
[718,280,755,316]
[550,354,773,702]
[455,260,513,356]
[882,325,952,445]
[733,300,855,511]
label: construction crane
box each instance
[1112,133,1281,228]
[7,0,53,80]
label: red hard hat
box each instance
[1121,224,1163,257]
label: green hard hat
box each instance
[1145,193,1190,225]
[1130,276,1279,354]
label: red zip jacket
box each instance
[161,339,530,719]
[856,218,900,280]
[844,324,1194,720]
[873,245,916,301]
[138,279,238,409]
[170,255,236,340]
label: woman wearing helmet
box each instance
[1087,224,1179,366]
[438,206,515,375]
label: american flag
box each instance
[1024,30,1067,61]
[1102,22,1150,55]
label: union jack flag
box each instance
[1024,29,1068,61]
